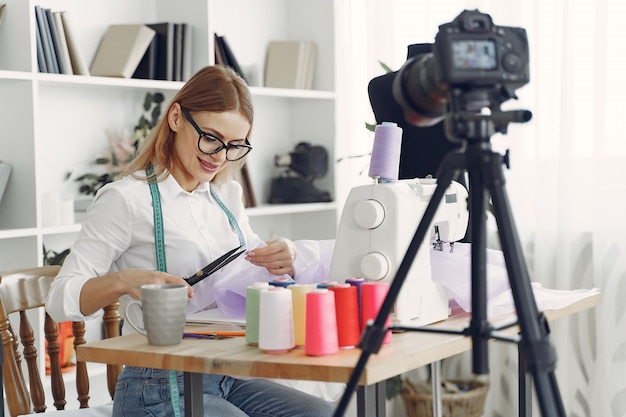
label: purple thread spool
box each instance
[368,122,403,182]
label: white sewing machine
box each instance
[330,177,469,325]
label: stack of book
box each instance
[214,33,249,84]
[33,5,192,81]
[264,41,317,90]
[132,22,192,82]
[34,5,89,75]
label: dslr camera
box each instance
[393,9,530,127]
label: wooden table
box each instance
[77,292,600,417]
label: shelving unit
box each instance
[0,0,338,271]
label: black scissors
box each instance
[184,245,246,286]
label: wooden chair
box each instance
[0,266,122,416]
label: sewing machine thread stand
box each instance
[333,112,566,417]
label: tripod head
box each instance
[443,86,533,143]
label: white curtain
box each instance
[334,1,626,416]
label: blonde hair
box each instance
[122,65,253,185]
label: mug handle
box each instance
[124,300,147,336]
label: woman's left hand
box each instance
[246,237,296,277]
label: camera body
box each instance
[434,9,529,89]
[392,9,530,127]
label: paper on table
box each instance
[186,308,246,326]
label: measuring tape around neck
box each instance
[210,185,245,247]
[146,166,180,417]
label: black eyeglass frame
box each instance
[181,107,252,161]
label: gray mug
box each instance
[125,284,188,346]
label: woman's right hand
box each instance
[118,269,194,300]
[80,269,194,317]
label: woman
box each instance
[46,65,336,417]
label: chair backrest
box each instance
[0,266,122,416]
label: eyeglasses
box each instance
[181,107,252,161]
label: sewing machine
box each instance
[330,177,469,325]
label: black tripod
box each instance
[333,104,566,417]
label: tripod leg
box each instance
[466,148,490,376]
[485,152,566,417]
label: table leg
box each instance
[184,372,204,417]
[356,381,386,417]
[519,347,532,417]
[431,361,442,417]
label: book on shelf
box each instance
[181,23,192,81]
[43,8,65,73]
[235,165,256,208]
[214,34,249,84]
[133,22,189,82]
[0,161,12,205]
[133,30,158,80]
[134,22,173,81]
[264,40,317,90]
[50,11,72,75]
[214,34,227,66]
[173,23,183,81]
[0,4,6,30]
[34,5,59,74]
[42,8,65,74]
[35,17,47,73]
[90,24,155,78]
[59,11,90,75]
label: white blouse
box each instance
[46,172,334,322]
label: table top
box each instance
[77,291,600,386]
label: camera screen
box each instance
[452,40,497,70]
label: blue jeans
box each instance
[112,366,337,417]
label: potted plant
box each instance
[73,92,164,196]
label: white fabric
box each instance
[187,239,335,318]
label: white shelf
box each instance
[0,71,336,100]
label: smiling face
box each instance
[167,103,251,192]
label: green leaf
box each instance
[365,122,377,132]
[143,92,154,111]
[43,245,71,266]
[151,106,161,126]
[379,60,393,73]
[79,173,101,181]
[153,92,165,103]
